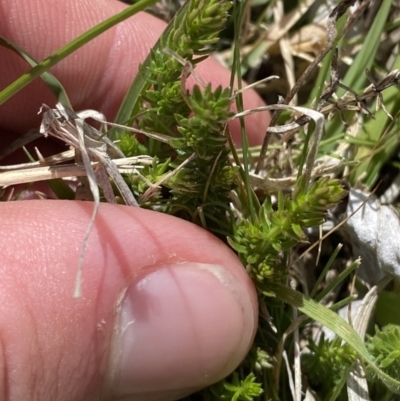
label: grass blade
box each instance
[0,36,71,106]
[274,283,400,394]
[0,0,158,105]
[338,0,392,96]
[112,1,191,134]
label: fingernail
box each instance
[107,262,256,401]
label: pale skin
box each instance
[0,1,270,400]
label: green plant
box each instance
[206,373,263,401]
[303,334,357,398]
[367,325,400,381]
[3,0,400,400]
[228,177,346,295]
[115,0,237,233]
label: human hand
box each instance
[0,1,269,400]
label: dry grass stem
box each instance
[255,0,372,174]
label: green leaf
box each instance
[338,0,392,96]
[274,283,400,393]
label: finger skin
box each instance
[0,2,262,398]
[0,0,269,146]
[0,200,257,401]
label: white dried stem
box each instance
[37,103,144,298]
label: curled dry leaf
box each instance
[40,103,138,207]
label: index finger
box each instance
[0,0,269,145]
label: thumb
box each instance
[0,200,257,401]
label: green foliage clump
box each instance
[302,334,357,397]
[228,177,347,293]
[116,0,236,232]
[166,84,237,231]
[206,373,263,401]
[367,324,400,381]
[116,131,148,157]
[137,0,232,137]
[248,346,274,372]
